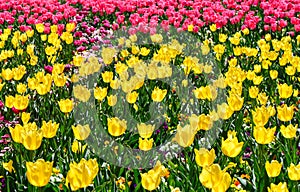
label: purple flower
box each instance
[155,129,161,134]
[1,177,5,188]
[44,65,53,73]
[64,64,72,72]
[77,46,86,52]
[92,46,100,51]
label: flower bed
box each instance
[0,0,299,191]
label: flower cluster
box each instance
[0,0,299,192]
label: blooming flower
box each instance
[3,160,15,173]
[267,182,288,192]
[58,99,73,113]
[141,161,166,191]
[107,117,127,137]
[265,160,282,177]
[277,104,294,122]
[26,159,53,187]
[287,163,300,180]
[72,124,91,140]
[194,148,216,167]
[199,164,231,192]
[221,131,244,158]
[66,158,98,191]
[151,87,167,102]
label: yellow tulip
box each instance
[254,64,261,73]
[253,126,276,144]
[13,94,29,110]
[217,103,234,120]
[209,110,219,121]
[71,140,87,154]
[13,65,26,81]
[287,163,300,180]
[252,106,270,126]
[0,82,4,91]
[94,87,107,101]
[140,47,150,56]
[286,65,296,76]
[151,87,167,102]
[36,82,52,95]
[277,104,294,122]
[265,33,271,41]
[280,124,297,138]
[51,63,64,74]
[3,160,15,173]
[120,81,133,94]
[110,79,120,89]
[35,23,44,33]
[53,74,67,87]
[115,62,128,75]
[247,70,255,80]
[183,56,197,75]
[227,93,244,111]
[41,120,59,138]
[257,92,268,105]
[20,113,30,125]
[221,131,244,158]
[253,75,263,85]
[101,71,114,83]
[249,86,259,98]
[26,44,35,56]
[278,83,293,99]
[219,33,227,43]
[150,34,163,43]
[265,160,282,177]
[141,161,165,191]
[26,159,53,187]
[133,77,144,90]
[71,74,79,83]
[126,91,139,104]
[16,83,27,94]
[139,137,154,151]
[101,47,116,65]
[66,23,76,32]
[269,70,278,79]
[193,86,212,100]
[198,114,213,131]
[194,148,215,167]
[58,99,73,113]
[201,44,210,55]
[79,60,100,76]
[72,55,84,67]
[267,105,276,116]
[73,85,91,102]
[267,182,289,192]
[141,169,161,191]
[137,123,155,139]
[131,45,140,54]
[189,114,199,130]
[107,95,117,106]
[22,128,43,150]
[72,124,91,140]
[27,77,37,90]
[66,158,98,191]
[172,124,197,147]
[1,68,13,80]
[107,117,127,137]
[9,124,23,143]
[242,28,249,35]
[199,164,231,192]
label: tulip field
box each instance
[1,0,300,191]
